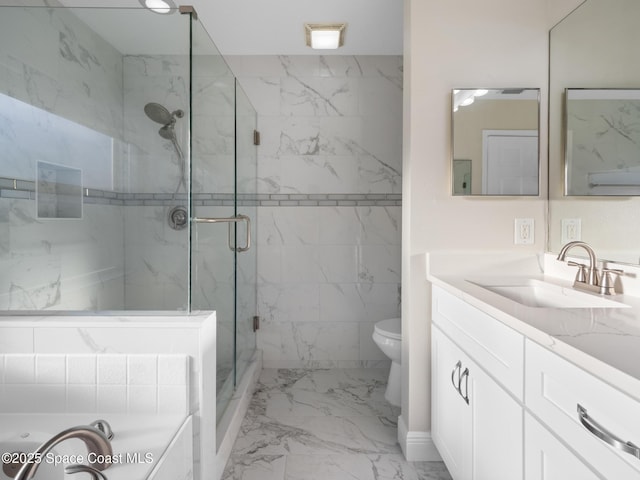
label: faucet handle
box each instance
[90,420,113,441]
[601,267,624,295]
[568,261,588,283]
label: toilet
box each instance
[372,317,402,406]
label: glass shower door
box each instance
[189,16,257,425]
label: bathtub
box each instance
[0,312,215,480]
[0,414,192,480]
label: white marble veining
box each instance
[222,368,451,480]
[427,252,640,403]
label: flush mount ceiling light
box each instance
[304,23,347,50]
[139,0,177,14]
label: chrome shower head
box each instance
[144,102,172,125]
[144,102,184,125]
[159,124,176,140]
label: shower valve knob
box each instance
[168,206,188,230]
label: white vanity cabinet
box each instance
[431,284,640,480]
[432,286,524,480]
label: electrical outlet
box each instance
[514,218,534,245]
[561,218,581,243]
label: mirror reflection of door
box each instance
[482,130,538,195]
[453,159,472,195]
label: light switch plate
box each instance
[515,218,534,245]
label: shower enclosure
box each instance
[0,4,257,436]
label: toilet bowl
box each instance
[372,317,402,406]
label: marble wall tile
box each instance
[258,283,320,324]
[257,207,320,246]
[235,55,402,368]
[281,76,359,117]
[318,283,400,324]
[0,328,33,353]
[1,199,125,311]
[257,320,360,368]
[0,7,133,311]
[0,7,124,138]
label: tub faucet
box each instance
[13,425,112,480]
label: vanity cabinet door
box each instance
[525,413,601,480]
[432,326,472,480]
[471,358,523,480]
[432,326,523,480]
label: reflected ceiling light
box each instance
[453,89,490,111]
[460,96,475,107]
[304,23,347,49]
[139,0,177,14]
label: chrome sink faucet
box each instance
[13,425,112,480]
[557,241,623,295]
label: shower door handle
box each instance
[193,214,251,252]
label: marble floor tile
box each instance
[222,455,286,480]
[285,454,423,480]
[232,414,401,456]
[222,368,452,480]
[413,461,455,480]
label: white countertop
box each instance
[427,252,640,403]
[0,414,187,480]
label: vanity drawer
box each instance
[432,286,524,399]
[525,339,640,479]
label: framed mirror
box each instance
[565,88,640,195]
[451,88,540,196]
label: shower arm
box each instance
[193,215,251,253]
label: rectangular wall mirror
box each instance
[549,0,640,265]
[565,88,640,195]
[451,88,540,196]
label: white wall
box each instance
[401,0,555,460]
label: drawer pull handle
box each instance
[460,368,470,405]
[451,361,462,391]
[577,404,640,460]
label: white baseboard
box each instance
[397,415,443,462]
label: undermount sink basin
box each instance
[468,278,630,309]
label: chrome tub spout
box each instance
[13,425,112,480]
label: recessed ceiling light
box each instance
[139,0,177,14]
[304,23,347,50]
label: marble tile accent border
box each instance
[0,177,401,207]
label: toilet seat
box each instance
[374,318,401,341]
